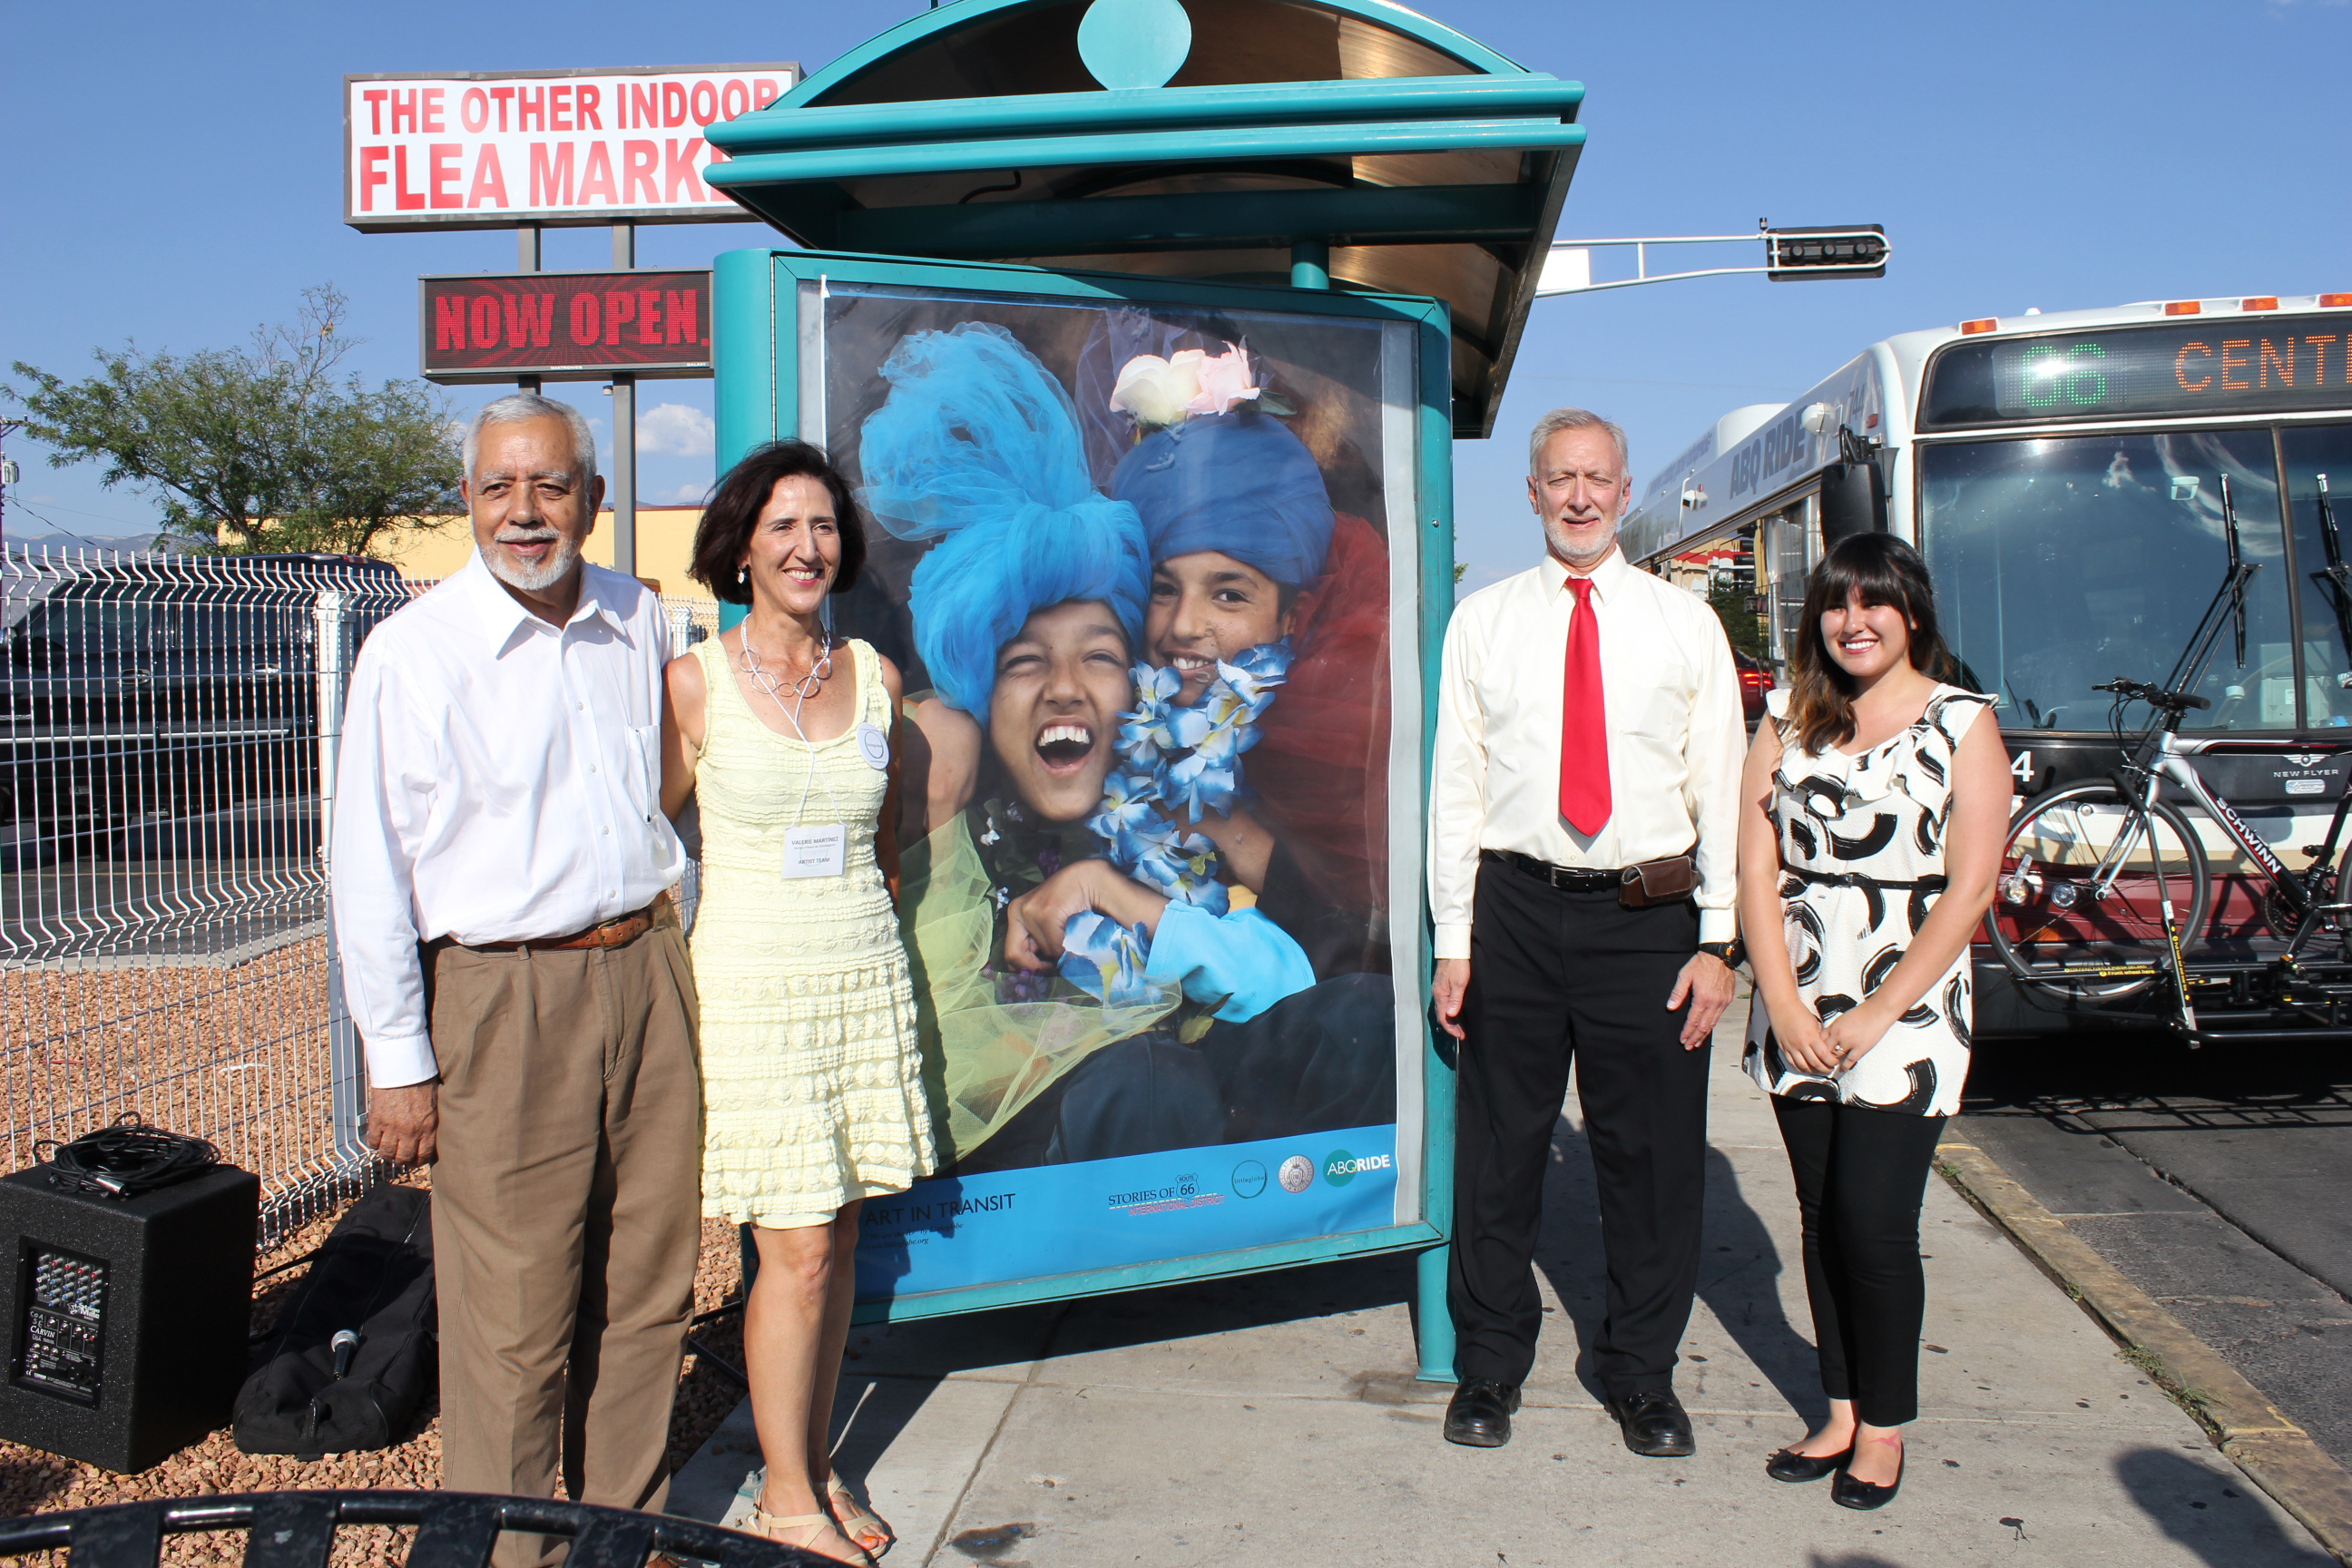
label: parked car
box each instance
[1734,648,1774,723]
[2,552,411,859]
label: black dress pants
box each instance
[1448,857,1710,1395]
[1769,1094,1947,1426]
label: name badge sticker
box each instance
[856,721,890,771]
[781,823,848,879]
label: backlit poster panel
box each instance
[795,279,1422,1304]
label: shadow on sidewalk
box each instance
[2113,1446,2339,1566]
[1534,1113,1822,1415]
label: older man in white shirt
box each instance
[331,393,697,1558]
[1428,407,1744,1459]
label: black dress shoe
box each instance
[1443,1377,1521,1447]
[1831,1446,1905,1510]
[1604,1388,1695,1457]
[1765,1444,1852,1483]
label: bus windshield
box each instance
[1918,428,2318,733]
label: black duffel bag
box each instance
[234,1184,436,1458]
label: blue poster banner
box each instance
[857,1125,1398,1300]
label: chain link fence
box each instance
[0,546,719,1248]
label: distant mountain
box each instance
[5,530,172,557]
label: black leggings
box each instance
[1771,1094,1947,1426]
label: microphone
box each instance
[330,1329,360,1381]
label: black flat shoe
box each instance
[1765,1445,1852,1483]
[1444,1377,1522,1447]
[1832,1447,1905,1510]
[1604,1388,1695,1457]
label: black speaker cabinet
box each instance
[0,1162,259,1471]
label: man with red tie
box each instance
[1427,407,1745,1457]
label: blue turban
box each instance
[858,323,1151,721]
[1111,410,1336,587]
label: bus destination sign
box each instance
[1921,313,2352,429]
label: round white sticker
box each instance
[856,721,891,771]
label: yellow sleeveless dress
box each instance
[688,635,934,1228]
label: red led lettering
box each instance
[2221,339,2252,391]
[420,88,446,133]
[663,139,704,202]
[603,290,637,346]
[569,292,600,345]
[2307,335,2338,385]
[578,142,618,204]
[502,294,554,349]
[469,296,499,349]
[529,143,574,206]
[665,290,697,344]
[358,146,389,211]
[2174,342,2213,392]
[435,294,467,351]
[467,146,509,208]
[622,141,660,205]
[429,144,464,209]
[577,84,602,130]
[636,289,662,344]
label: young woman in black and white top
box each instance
[1734,534,2008,1510]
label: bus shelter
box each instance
[698,0,1583,1380]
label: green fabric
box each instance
[897,812,1184,1165]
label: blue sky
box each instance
[6,0,2349,588]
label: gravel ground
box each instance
[0,1179,751,1566]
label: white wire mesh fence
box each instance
[0,545,720,1248]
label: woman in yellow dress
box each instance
[661,440,930,1564]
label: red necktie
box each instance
[1559,575,1612,836]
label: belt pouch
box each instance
[1619,853,1697,909]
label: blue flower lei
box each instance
[1057,641,1292,1004]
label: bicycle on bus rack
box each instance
[1984,472,2352,1042]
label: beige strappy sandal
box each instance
[745,1502,873,1566]
[827,1476,895,1560]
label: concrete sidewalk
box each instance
[670,1000,2337,1565]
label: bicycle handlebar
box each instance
[2093,678,2211,711]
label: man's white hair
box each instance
[462,392,598,484]
[1527,407,1630,481]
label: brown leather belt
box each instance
[433,891,671,955]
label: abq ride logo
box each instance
[1322,1149,1394,1187]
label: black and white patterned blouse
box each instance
[1742,685,1994,1118]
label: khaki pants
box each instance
[426,905,701,1563]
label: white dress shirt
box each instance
[1427,544,1745,959]
[329,556,685,1088]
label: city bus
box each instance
[1621,292,2352,1037]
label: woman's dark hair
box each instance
[1787,533,1951,755]
[688,440,867,605]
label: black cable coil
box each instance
[37,1114,220,1200]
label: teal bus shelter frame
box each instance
[711,245,1461,1379]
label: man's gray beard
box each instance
[485,531,582,592]
[1544,515,1618,572]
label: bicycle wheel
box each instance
[1986,779,2210,1001]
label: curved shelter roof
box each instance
[705,0,1584,437]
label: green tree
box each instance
[6,286,460,555]
[1707,577,1769,662]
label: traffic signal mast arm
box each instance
[1536,222,1889,297]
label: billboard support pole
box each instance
[610,223,638,580]
[517,225,543,393]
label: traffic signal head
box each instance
[1765,225,1887,281]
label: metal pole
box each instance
[1290,239,1331,291]
[610,222,638,580]
[313,589,368,1171]
[516,225,543,393]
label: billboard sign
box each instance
[419,270,712,383]
[345,64,798,231]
